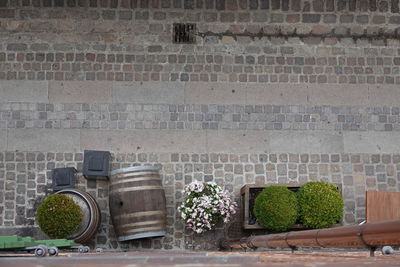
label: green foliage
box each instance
[253,186,298,231]
[297,181,344,229]
[36,194,83,239]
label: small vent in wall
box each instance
[173,23,196,44]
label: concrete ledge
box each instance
[7,129,80,152]
[368,85,400,106]
[246,84,309,105]
[3,128,400,154]
[0,130,7,151]
[207,130,344,154]
[112,82,184,104]
[185,82,246,104]
[49,81,112,103]
[184,83,400,107]
[269,131,344,154]
[206,130,269,153]
[307,84,369,106]
[80,129,207,153]
[344,132,400,153]
[0,81,48,103]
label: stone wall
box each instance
[1,150,399,249]
[0,0,400,250]
[1,0,400,84]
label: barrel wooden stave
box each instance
[56,189,101,244]
[110,167,166,241]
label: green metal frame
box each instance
[0,235,79,250]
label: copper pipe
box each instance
[221,219,400,255]
[286,229,320,248]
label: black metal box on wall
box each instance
[52,167,77,191]
[83,150,111,180]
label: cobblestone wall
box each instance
[1,0,400,251]
[1,151,399,250]
[1,0,400,83]
[1,102,400,131]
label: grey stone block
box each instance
[8,129,80,152]
[344,132,400,153]
[49,81,112,103]
[0,130,6,151]
[206,130,269,153]
[246,83,309,105]
[307,84,369,106]
[81,129,207,153]
[185,82,246,105]
[303,14,321,23]
[0,81,48,103]
[368,85,400,106]
[113,82,184,104]
[269,131,344,154]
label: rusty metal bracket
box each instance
[315,229,324,248]
[284,233,297,254]
[356,224,376,257]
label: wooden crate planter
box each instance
[240,183,342,230]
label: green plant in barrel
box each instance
[253,186,298,231]
[297,181,344,229]
[36,194,83,239]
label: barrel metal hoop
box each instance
[110,185,164,193]
[119,220,167,229]
[55,189,100,243]
[112,172,159,179]
[110,177,161,186]
[119,226,166,235]
[114,210,166,220]
[111,166,160,176]
[117,231,166,242]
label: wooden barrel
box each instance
[110,166,166,241]
[56,189,101,244]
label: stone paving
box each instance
[1,0,400,254]
[2,1,400,84]
[1,151,400,250]
[1,150,400,249]
[1,250,400,266]
[1,102,400,132]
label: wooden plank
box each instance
[366,191,400,223]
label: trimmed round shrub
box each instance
[297,181,344,229]
[36,194,83,239]
[253,186,298,231]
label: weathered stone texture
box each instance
[0,0,398,13]
[0,151,398,250]
[1,7,400,84]
[1,0,400,252]
[1,101,400,133]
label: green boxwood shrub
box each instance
[36,194,83,239]
[297,181,344,229]
[253,186,298,231]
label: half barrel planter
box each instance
[55,189,101,243]
[109,166,167,241]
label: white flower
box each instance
[178,181,237,234]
